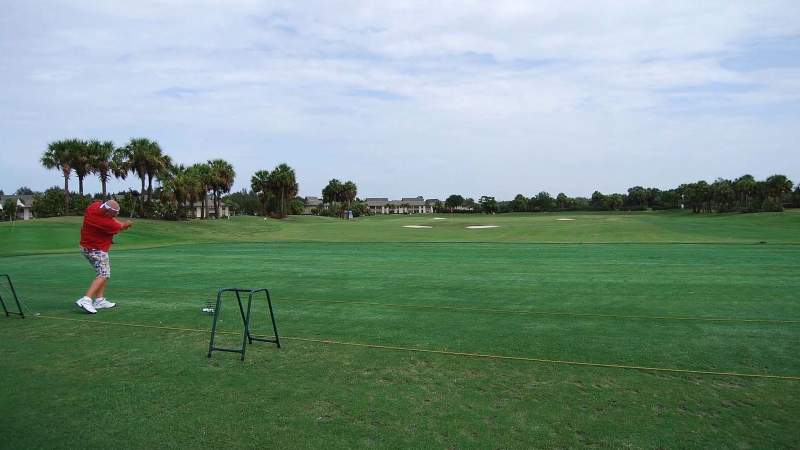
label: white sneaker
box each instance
[93,298,116,309]
[75,297,97,314]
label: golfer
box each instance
[75,200,133,314]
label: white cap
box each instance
[101,201,120,212]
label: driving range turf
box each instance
[1,211,799,448]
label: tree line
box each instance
[225,177,361,218]
[442,174,798,214]
[320,179,363,217]
[24,144,800,219]
[250,163,300,218]
[38,138,315,220]
[38,138,235,219]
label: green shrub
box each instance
[32,187,66,218]
[69,194,93,215]
[761,197,783,212]
[289,198,305,215]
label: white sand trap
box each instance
[404,225,432,229]
[433,218,447,220]
[466,225,500,229]
[557,218,575,221]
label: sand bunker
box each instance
[433,218,447,220]
[466,225,499,229]
[403,225,432,229]
[556,218,575,221]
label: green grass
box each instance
[2,209,799,257]
[1,211,799,448]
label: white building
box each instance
[303,196,323,214]
[191,198,230,219]
[365,196,437,214]
[0,195,34,221]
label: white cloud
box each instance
[1,1,799,198]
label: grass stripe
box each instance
[31,314,800,381]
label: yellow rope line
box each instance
[16,283,800,324]
[31,314,800,381]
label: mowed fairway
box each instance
[1,212,799,448]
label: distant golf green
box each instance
[1,211,799,448]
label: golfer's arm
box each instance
[114,218,132,231]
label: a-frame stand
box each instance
[0,274,24,319]
[207,288,280,360]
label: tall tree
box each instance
[603,193,624,211]
[144,141,170,203]
[511,194,528,212]
[88,140,116,198]
[765,174,793,211]
[189,163,213,219]
[41,139,79,209]
[645,188,662,208]
[174,165,203,217]
[116,138,158,215]
[627,186,647,207]
[479,196,498,214]
[342,181,357,208]
[533,191,554,212]
[590,191,606,210]
[160,164,201,218]
[70,139,92,196]
[251,169,272,216]
[445,194,465,211]
[111,146,130,184]
[680,181,710,213]
[733,175,757,210]
[269,163,298,218]
[792,184,800,208]
[322,179,344,204]
[556,193,570,210]
[208,159,236,218]
[710,178,735,212]
[3,198,17,221]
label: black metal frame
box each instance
[0,274,24,318]
[207,288,280,360]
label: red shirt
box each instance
[80,202,123,252]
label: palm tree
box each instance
[116,138,169,215]
[734,175,756,210]
[322,179,343,205]
[67,139,92,196]
[189,163,212,219]
[208,159,236,218]
[160,164,201,217]
[251,170,271,216]
[145,145,171,203]
[116,139,154,215]
[342,181,357,209]
[268,164,298,218]
[41,139,79,209]
[88,140,116,198]
[154,156,175,202]
[765,174,793,210]
[183,167,204,218]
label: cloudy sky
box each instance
[1,1,799,199]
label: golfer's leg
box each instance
[96,277,109,299]
[87,251,111,299]
[85,277,107,298]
